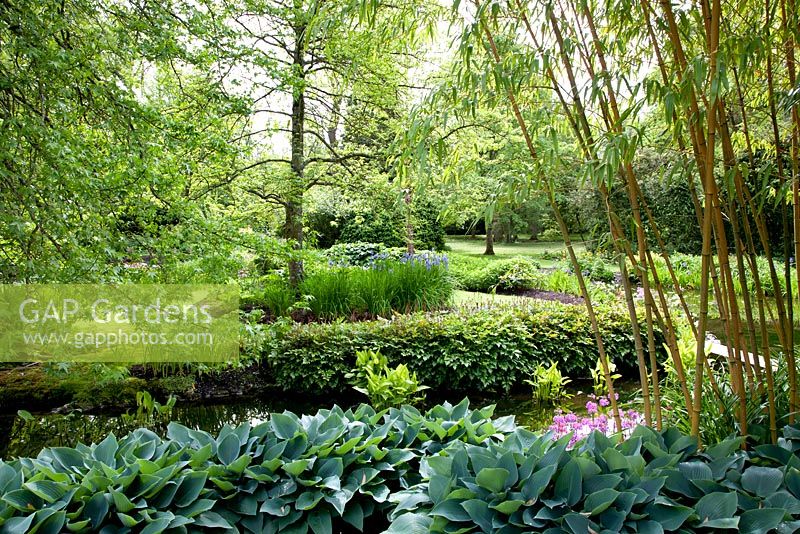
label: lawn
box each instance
[446,235,586,267]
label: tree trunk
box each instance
[286,19,306,288]
[484,215,496,255]
[404,189,415,254]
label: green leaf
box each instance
[385,513,432,534]
[0,514,35,534]
[695,491,737,522]
[739,508,785,534]
[174,471,208,507]
[741,466,783,497]
[475,467,510,493]
[461,499,493,533]
[85,492,109,528]
[491,499,524,515]
[555,460,582,507]
[522,464,557,501]
[583,488,619,515]
[271,413,300,440]
[24,480,66,503]
[309,510,332,534]
[283,459,311,476]
[32,510,66,534]
[216,433,240,466]
[92,434,118,466]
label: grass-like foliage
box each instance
[347,350,428,410]
[5,401,800,533]
[252,257,452,321]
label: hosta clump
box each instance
[0,399,516,533]
[388,423,800,533]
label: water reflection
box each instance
[1,384,639,459]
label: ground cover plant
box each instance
[4,401,800,533]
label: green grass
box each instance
[452,290,530,306]
[446,235,586,267]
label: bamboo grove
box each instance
[393,0,800,444]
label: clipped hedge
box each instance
[264,302,663,394]
[5,401,800,533]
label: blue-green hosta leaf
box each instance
[31,509,66,534]
[491,499,524,515]
[431,499,471,522]
[323,490,352,516]
[0,463,21,494]
[92,435,118,467]
[271,413,300,440]
[192,512,233,529]
[678,461,713,482]
[0,514,35,534]
[564,512,590,534]
[741,466,783,498]
[50,448,85,472]
[85,492,109,528]
[177,498,216,518]
[583,488,619,515]
[308,510,332,534]
[644,502,693,530]
[24,480,66,503]
[460,500,493,533]
[2,489,42,512]
[260,497,291,517]
[216,433,240,466]
[229,495,258,516]
[343,501,364,531]
[695,492,737,522]
[555,460,582,507]
[635,519,665,534]
[738,508,786,534]
[765,491,800,514]
[475,467,510,494]
[296,491,324,510]
[385,513,432,534]
[522,464,557,502]
[173,471,208,508]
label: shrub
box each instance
[323,242,390,267]
[453,257,541,292]
[337,196,445,251]
[537,227,563,241]
[263,301,664,394]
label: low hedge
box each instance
[263,302,665,394]
[3,401,800,534]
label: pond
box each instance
[0,382,640,459]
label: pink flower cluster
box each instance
[548,395,645,448]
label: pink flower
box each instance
[599,396,610,407]
[586,401,598,414]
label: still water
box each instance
[0,384,633,459]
